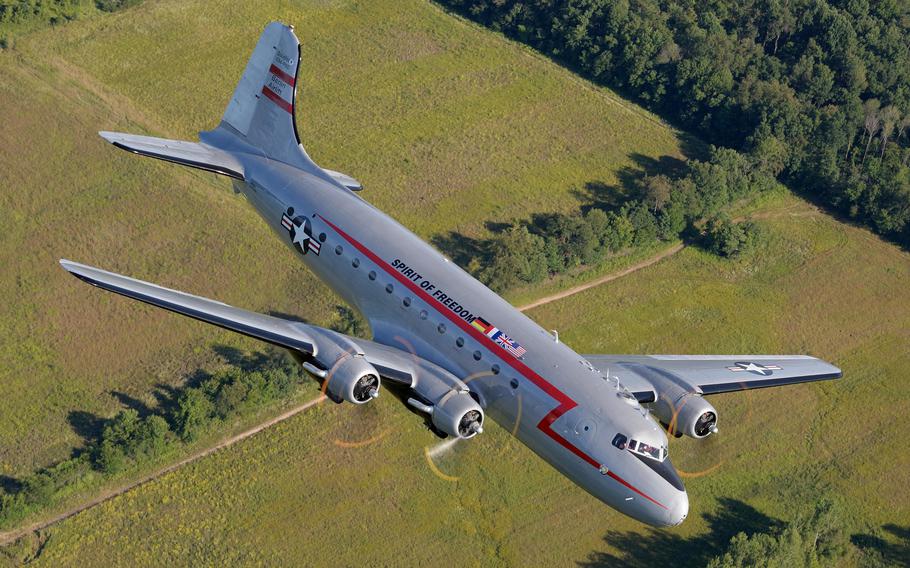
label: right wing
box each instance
[60,260,313,353]
[59,260,461,392]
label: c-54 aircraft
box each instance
[60,23,842,527]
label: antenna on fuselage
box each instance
[551,330,559,343]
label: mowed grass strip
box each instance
[0,0,685,477]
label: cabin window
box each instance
[352,258,360,268]
[318,233,327,242]
[386,284,393,294]
[419,310,428,320]
[368,271,377,281]
[473,351,482,361]
[335,245,343,255]
[456,337,464,348]
[402,297,411,307]
[510,378,519,389]
[491,364,500,375]
[437,323,446,334]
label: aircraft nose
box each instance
[663,492,689,527]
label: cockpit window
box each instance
[629,439,667,462]
[612,433,628,450]
[614,433,668,461]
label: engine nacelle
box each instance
[623,363,718,439]
[324,355,380,405]
[653,393,718,439]
[305,328,380,405]
[431,390,484,439]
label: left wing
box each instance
[584,354,842,399]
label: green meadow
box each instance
[0,0,683,478]
[1,0,908,566]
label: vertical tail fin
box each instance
[220,22,309,169]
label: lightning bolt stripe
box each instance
[317,214,667,510]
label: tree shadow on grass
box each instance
[578,498,782,568]
[65,410,105,446]
[852,523,910,567]
[110,391,154,418]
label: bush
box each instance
[173,388,214,441]
[704,216,762,257]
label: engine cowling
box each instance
[429,390,484,439]
[324,355,380,405]
[654,393,718,439]
[305,328,380,405]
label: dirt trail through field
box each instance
[517,243,686,312]
[0,396,326,547]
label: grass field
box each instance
[0,0,684,479]
[1,0,908,566]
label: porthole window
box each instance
[318,233,327,242]
[456,337,464,348]
[491,364,500,375]
[403,297,411,307]
[510,378,519,389]
[352,258,360,268]
[437,323,446,334]
[473,350,482,361]
[386,284,393,294]
[368,271,377,281]
[335,245,343,255]
[419,310,428,320]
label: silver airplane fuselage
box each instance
[223,142,689,527]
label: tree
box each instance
[878,105,901,158]
[707,497,848,567]
[862,98,882,164]
[480,225,548,291]
[172,388,214,441]
[643,174,673,212]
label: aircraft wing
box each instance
[59,260,458,391]
[583,354,842,398]
[60,260,316,353]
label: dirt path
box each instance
[0,395,326,547]
[517,242,686,312]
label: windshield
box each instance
[613,433,667,462]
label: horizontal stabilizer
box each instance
[60,260,313,353]
[322,169,362,191]
[99,132,245,180]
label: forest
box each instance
[440,0,910,247]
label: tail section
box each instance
[220,22,307,168]
[100,22,364,190]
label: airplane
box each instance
[60,22,842,527]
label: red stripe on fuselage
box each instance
[316,214,667,510]
[269,63,296,87]
[261,86,293,114]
